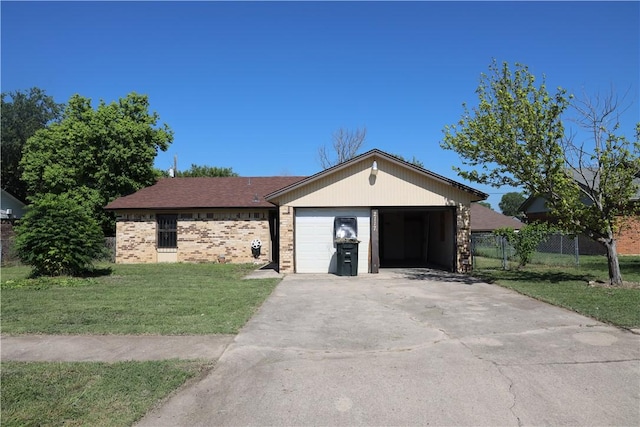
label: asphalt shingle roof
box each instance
[104,177,306,210]
[470,203,524,232]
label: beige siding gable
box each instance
[273,156,477,207]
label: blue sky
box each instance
[2,1,638,209]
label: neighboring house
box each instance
[1,189,26,264]
[105,149,488,273]
[520,171,640,255]
[0,189,26,220]
[470,203,523,234]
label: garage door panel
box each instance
[295,208,370,274]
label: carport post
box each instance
[370,209,379,273]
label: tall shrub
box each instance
[494,222,554,268]
[15,193,105,276]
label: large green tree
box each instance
[499,192,526,217]
[21,92,173,234]
[1,88,64,202]
[441,60,639,286]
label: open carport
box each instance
[378,207,456,270]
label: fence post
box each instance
[574,235,579,265]
[471,235,476,270]
[501,236,508,270]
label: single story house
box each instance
[105,149,488,273]
[1,189,27,264]
[1,189,26,220]
[469,203,523,234]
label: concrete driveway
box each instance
[138,269,639,427]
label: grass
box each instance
[1,262,280,334]
[474,255,640,328]
[473,247,581,267]
[1,262,277,426]
[1,360,209,427]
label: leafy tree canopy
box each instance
[21,92,173,234]
[155,164,238,178]
[499,192,526,217]
[476,201,492,210]
[177,164,238,177]
[442,60,640,285]
[390,153,425,168]
[1,88,64,202]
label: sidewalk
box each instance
[1,335,234,362]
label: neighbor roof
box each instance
[104,176,306,210]
[520,169,640,213]
[470,203,524,232]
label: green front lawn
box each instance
[1,262,278,426]
[1,262,279,335]
[474,256,640,328]
[1,360,208,427]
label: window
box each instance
[157,214,177,248]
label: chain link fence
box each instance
[471,231,605,269]
[103,237,116,262]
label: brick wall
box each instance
[1,221,18,265]
[278,205,295,273]
[616,215,640,255]
[116,219,157,263]
[177,214,271,263]
[114,210,272,264]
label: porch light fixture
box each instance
[371,161,378,176]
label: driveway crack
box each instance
[458,340,522,426]
[497,365,523,427]
[501,358,640,367]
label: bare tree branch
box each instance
[318,126,367,169]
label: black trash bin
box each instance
[336,239,359,276]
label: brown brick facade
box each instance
[616,215,640,255]
[115,210,273,264]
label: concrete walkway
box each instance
[1,335,234,362]
[136,270,639,426]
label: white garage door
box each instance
[295,208,370,274]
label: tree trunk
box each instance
[603,238,623,286]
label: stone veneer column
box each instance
[456,203,472,273]
[279,205,295,273]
